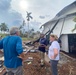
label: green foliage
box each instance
[72,24,76,32]
[72,17,76,32]
[0,23,9,31]
[73,17,76,22]
[0,34,9,38]
[22,37,35,41]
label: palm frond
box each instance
[73,17,76,22]
[72,24,76,32]
[29,16,33,19]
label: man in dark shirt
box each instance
[38,34,47,66]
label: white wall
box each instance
[43,15,76,37]
[61,34,69,52]
[52,19,64,37]
[62,16,76,34]
[43,21,56,34]
[43,16,76,53]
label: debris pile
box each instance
[23,52,76,75]
[23,52,51,75]
[0,49,76,75]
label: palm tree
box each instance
[19,20,26,30]
[26,11,33,21]
[0,23,9,33]
[26,11,33,38]
[19,20,26,36]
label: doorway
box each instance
[68,34,76,54]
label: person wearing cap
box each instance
[0,27,25,75]
[48,34,60,75]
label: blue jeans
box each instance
[50,60,58,75]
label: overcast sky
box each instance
[0,0,75,31]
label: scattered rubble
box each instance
[23,51,76,75]
[0,47,76,75]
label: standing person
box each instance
[48,34,60,75]
[0,27,25,75]
[38,34,48,66]
[58,38,62,48]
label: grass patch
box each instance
[0,34,36,42]
[22,37,35,41]
[0,34,8,38]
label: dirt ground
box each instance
[0,50,76,75]
[23,52,50,75]
[23,52,76,75]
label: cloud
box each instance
[39,16,45,19]
[29,21,41,31]
[39,15,51,19]
[0,0,23,28]
[45,15,50,17]
[0,0,75,31]
[21,21,42,32]
[30,21,41,26]
[0,0,11,11]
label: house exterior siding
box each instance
[42,1,76,53]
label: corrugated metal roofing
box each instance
[42,1,76,26]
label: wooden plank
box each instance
[60,52,76,61]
